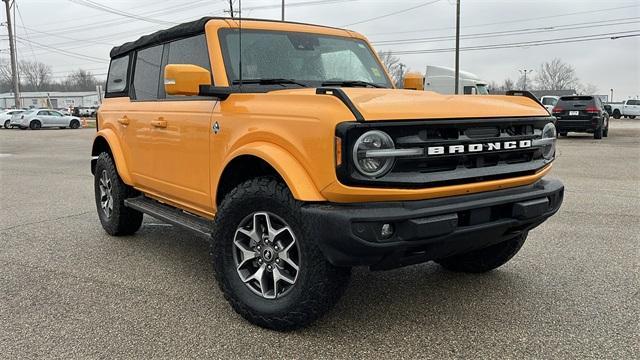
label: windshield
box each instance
[219,29,392,88]
[542,97,558,106]
[476,84,489,95]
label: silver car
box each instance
[1,109,24,128]
[9,109,82,130]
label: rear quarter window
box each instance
[106,55,130,96]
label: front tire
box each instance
[211,177,351,330]
[94,152,143,236]
[629,116,636,119]
[436,233,528,273]
[3,120,9,129]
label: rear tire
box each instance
[211,177,351,330]
[558,132,568,137]
[70,120,80,129]
[29,120,41,130]
[94,152,143,236]
[594,126,603,139]
[612,110,621,119]
[603,119,609,137]
[629,116,636,119]
[436,233,528,273]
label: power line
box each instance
[367,4,639,37]
[15,2,37,62]
[343,0,443,27]
[371,17,640,45]
[387,30,640,55]
[15,37,107,63]
[68,0,177,26]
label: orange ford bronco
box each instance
[92,17,563,330]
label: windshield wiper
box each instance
[232,78,308,87]
[321,80,385,88]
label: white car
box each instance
[609,99,640,119]
[9,109,82,130]
[540,96,559,113]
[1,109,25,128]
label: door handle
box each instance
[117,117,130,125]
[151,118,167,128]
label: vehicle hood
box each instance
[256,88,549,121]
[339,88,549,120]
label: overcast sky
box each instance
[4,0,639,100]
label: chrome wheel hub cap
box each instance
[99,170,113,218]
[233,212,300,299]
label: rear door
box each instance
[36,110,52,127]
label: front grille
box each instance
[336,117,555,188]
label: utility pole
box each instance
[519,69,533,90]
[228,0,235,19]
[281,0,284,21]
[454,0,460,95]
[398,63,405,87]
[3,0,20,108]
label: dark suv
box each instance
[552,96,609,139]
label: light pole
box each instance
[519,69,533,91]
[281,0,285,21]
[610,88,613,102]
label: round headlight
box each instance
[352,130,395,177]
[540,122,556,160]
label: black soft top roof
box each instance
[109,17,352,59]
[110,17,214,58]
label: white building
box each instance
[0,91,102,109]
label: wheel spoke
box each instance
[234,239,257,269]
[244,263,268,298]
[236,228,260,244]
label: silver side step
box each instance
[124,196,213,239]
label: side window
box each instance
[38,110,48,116]
[133,45,164,100]
[106,55,130,96]
[160,34,212,99]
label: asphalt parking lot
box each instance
[0,121,638,359]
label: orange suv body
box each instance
[92,18,563,330]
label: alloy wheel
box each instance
[99,170,113,218]
[233,212,300,299]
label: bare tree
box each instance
[516,74,535,91]
[577,83,598,95]
[503,78,515,91]
[377,50,403,85]
[535,58,579,90]
[19,60,52,91]
[0,58,16,92]
[62,69,98,91]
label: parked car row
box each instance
[0,109,82,130]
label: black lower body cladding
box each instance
[302,179,563,270]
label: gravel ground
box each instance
[0,120,638,359]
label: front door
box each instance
[126,34,215,215]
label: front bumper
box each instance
[302,178,563,270]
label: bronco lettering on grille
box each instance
[426,140,532,156]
